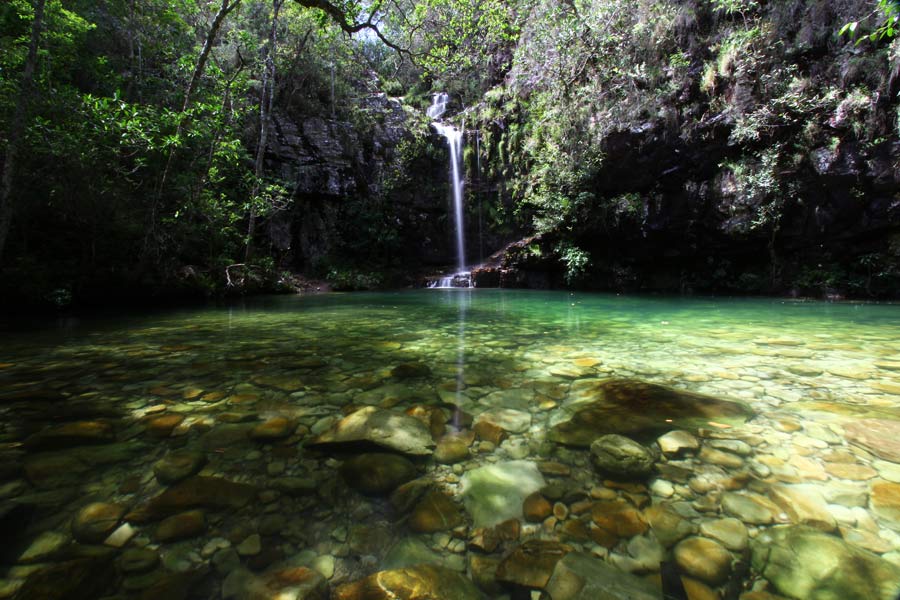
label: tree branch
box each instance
[292,0,412,57]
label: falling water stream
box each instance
[428,93,469,288]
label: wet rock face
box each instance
[751,525,900,600]
[153,449,207,485]
[71,502,126,544]
[549,379,754,445]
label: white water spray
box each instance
[428,93,468,288]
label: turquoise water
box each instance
[2,290,900,599]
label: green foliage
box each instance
[556,242,591,285]
[840,0,900,44]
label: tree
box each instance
[245,0,284,262]
[0,0,46,267]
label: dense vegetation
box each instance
[1,0,898,308]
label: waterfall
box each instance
[428,93,469,288]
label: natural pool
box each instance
[2,289,900,599]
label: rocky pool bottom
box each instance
[1,290,900,600]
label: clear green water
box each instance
[2,289,900,598]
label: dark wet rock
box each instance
[23,421,115,451]
[271,477,317,497]
[469,554,503,595]
[340,453,417,495]
[523,491,553,522]
[460,460,546,528]
[153,449,207,485]
[155,510,206,542]
[751,525,900,600]
[545,552,659,600]
[844,419,900,463]
[135,567,210,600]
[13,553,116,600]
[409,489,464,532]
[391,363,432,379]
[307,407,435,456]
[674,536,733,585]
[332,564,482,600]
[24,453,89,487]
[145,414,186,438]
[201,423,255,449]
[390,477,432,514]
[258,514,287,536]
[119,548,160,574]
[128,476,257,521]
[16,530,67,564]
[590,501,648,547]
[496,539,573,590]
[250,417,294,441]
[549,379,753,446]
[434,435,470,464]
[223,565,326,600]
[71,502,126,544]
[590,434,657,478]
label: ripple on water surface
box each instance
[1,290,900,599]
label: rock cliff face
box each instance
[470,0,900,297]
[260,93,479,273]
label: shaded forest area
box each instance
[1,0,899,309]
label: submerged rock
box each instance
[409,490,465,532]
[496,539,573,590]
[544,552,658,600]
[71,502,126,544]
[549,379,753,446]
[460,461,545,528]
[307,406,435,456]
[844,419,900,463]
[24,421,115,451]
[673,536,733,585]
[129,476,257,521]
[751,525,900,600]
[340,453,417,495]
[590,434,657,478]
[155,510,206,542]
[153,449,207,485]
[332,564,482,600]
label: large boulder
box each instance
[307,407,435,456]
[549,379,753,446]
[751,525,900,600]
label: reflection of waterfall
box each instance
[428,93,469,288]
[452,290,470,430]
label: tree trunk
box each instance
[0,0,47,267]
[149,0,241,256]
[245,0,283,262]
